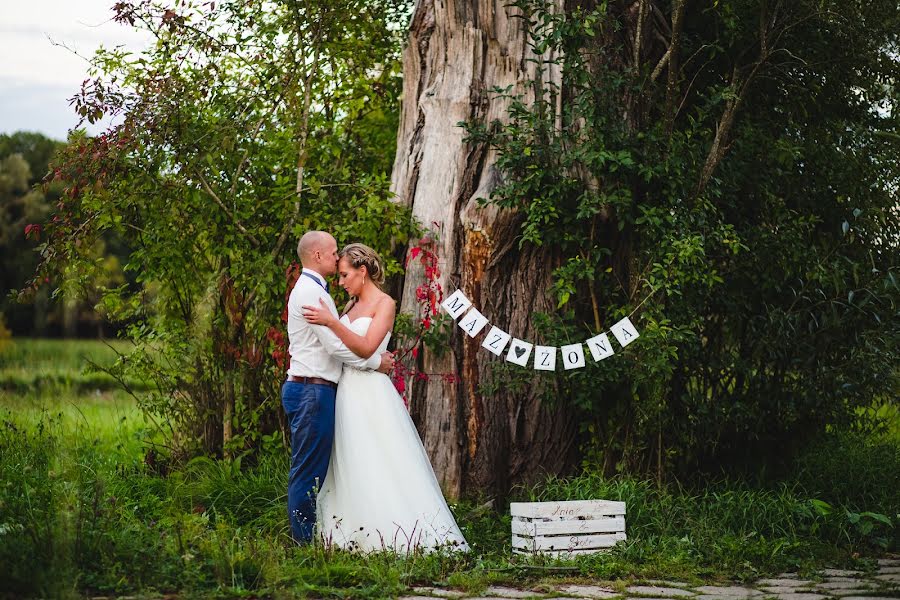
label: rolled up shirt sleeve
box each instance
[311,323,381,369]
[301,288,381,370]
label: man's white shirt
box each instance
[286,268,380,382]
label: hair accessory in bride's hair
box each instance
[339,243,385,287]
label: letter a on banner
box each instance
[506,338,533,366]
[534,346,557,371]
[481,326,511,356]
[610,316,640,348]
[458,308,488,337]
[440,289,472,320]
[561,343,586,370]
[586,332,615,362]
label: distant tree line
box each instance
[0,131,131,338]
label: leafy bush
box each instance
[790,431,900,518]
[26,0,418,460]
[464,0,900,479]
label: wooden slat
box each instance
[511,516,625,537]
[510,500,626,519]
[511,520,536,537]
[511,534,534,551]
[512,532,626,552]
[513,547,612,557]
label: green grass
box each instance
[0,337,147,392]
[0,338,896,599]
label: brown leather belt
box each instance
[286,375,337,389]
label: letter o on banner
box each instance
[561,343,585,370]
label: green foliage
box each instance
[464,0,900,477]
[0,134,60,335]
[4,322,895,598]
[0,131,130,338]
[29,0,418,458]
[0,316,9,353]
[526,471,895,576]
[0,131,61,186]
[1,405,894,597]
[790,430,900,517]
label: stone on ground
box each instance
[760,593,826,600]
[626,586,696,597]
[484,585,543,598]
[692,586,762,597]
[758,587,819,595]
[756,580,816,588]
[412,587,467,598]
[815,581,875,591]
[557,585,620,598]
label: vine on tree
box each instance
[390,226,458,405]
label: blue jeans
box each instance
[281,380,336,544]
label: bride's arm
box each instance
[303,296,395,359]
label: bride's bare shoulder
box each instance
[376,293,397,312]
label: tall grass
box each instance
[0,339,896,598]
[0,337,146,393]
[522,473,896,580]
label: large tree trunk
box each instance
[390,0,580,499]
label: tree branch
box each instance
[633,0,648,69]
[663,0,686,134]
[191,168,261,247]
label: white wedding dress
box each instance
[316,315,469,553]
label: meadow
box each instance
[0,339,896,599]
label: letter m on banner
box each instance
[440,290,472,320]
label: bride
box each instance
[302,243,469,553]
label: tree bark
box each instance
[390,0,580,499]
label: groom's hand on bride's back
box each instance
[377,351,395,374]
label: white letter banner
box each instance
[610,316,640,348]
[458,307,488,337]
[533,346,557,371]
[561,343,586,370]
[440,288,642,370]
[440,289,472,320]
[586,332,615,362]
[506,338,533,366]
[481,326,511,356]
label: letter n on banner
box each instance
[586,332,614,362]
[440,289,471,320]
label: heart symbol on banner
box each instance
[514,346,526,358]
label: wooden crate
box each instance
[510,500,626,557]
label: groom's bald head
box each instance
[298,231,339,275]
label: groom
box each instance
[283,230,394,544]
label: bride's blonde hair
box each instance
[339,243,385,287]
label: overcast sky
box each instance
[1,1,152,141]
